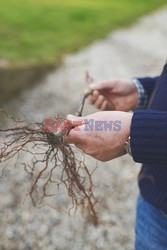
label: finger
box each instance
[100,100,108,111]
[64,121,87,145]
[87,90,99,104]
[66,114,87,133]
[64,129,80,144]
[66,114,85,123]
[89,81,115,91]
[94,95,105,109]
[74,143,85,151]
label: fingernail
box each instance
[67,114,76,120]
[84,88,91,94]
[89,83,96,89]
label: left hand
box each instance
[87,79,138,111]
[64,111,133,162]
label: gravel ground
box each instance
[1,6,167,250]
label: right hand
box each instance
[88,79,139,112]
[65,111,132,162]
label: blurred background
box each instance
[0,0,167,249]
[0,0,167,103]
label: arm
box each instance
[65,110,167,165]
[87,77,159,112]
[131,110,167,165]
[136,76,160,106]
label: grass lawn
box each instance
[0,0,166,64]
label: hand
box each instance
[88,79,138,111]
[65,111,133,162]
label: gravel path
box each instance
[1,6,167,250]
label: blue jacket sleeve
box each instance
[137,77,160,103]
[130,110,167,165]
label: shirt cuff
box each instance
[132,78,148,110]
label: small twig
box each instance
[76,71,94,117]
[76,91,92,117]
[85,71,94,84]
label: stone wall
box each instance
[0,63,58,105]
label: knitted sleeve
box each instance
[130,110,167,165]
[137,76,159,104]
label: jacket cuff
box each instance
[136,77,159,103]
[130,110,167,165]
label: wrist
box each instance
[125,136,132,156]
[119,112,133,155]
[132,78,148,110]
[128,80,139,110]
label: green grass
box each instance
[0,0,166,64]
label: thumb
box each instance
[66,114,85,124]
[65,114,85,144]
[89,81,114,91]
